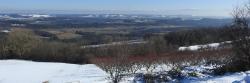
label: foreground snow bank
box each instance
[0,60,249,83]
[0,60,107,83]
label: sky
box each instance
[0,0,247,16]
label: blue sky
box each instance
[0,0,247,16]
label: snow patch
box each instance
[1,30,11,33]
[22,14,51,18]
[0,60,107,83]
[178,42,226,51]
[178,45,202,51]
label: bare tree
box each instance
[93,43,132,83]
[94,56,128,83]
[125,61,143,74]
[218,2,250,73]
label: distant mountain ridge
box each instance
[0,13,232,28]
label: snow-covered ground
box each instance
[180,65,250,83]
[183,72,250,83]
[0,60,107,83]
[0,60,249,83]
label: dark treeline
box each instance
[163,27,234,46]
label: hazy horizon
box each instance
[0,0,247,17]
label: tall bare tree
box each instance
[222,2,250,72]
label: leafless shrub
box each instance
[91,56,129,83]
